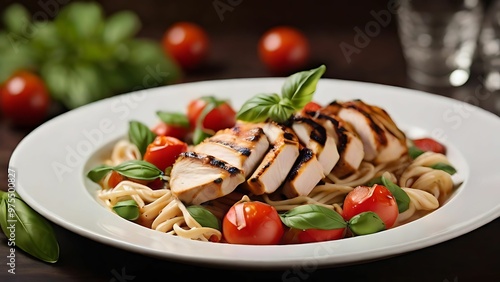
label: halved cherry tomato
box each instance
[0,70,50,126]
[412,138,447,155]
[187,97,236,132]
[143,136,188,172]
[258,26,310,74]
[151,122,189,141]
[162,22,209,70]
[342,184,399,229]
[222,201,284,245]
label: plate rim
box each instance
[9,77,500,269]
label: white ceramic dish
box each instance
[10,78,500,269]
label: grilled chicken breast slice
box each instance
[245,122,300,195]
[308,111,364,177]
[282,147,325,198]
[324,101,407,164]
[291,115,339,175]
[194,123,269,177]
[170,152,245,205]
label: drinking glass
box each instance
[397,0,483,87]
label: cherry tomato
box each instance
[258,26,310,74]
[151,122,189,141]
[143,136,188,172]
[187,97,236,132]
[101,171,124,189]
[282,227,346,244]
[298,228,346,243]
[302,101,322,113]
[342,184,399,229]
[162,22,209,70]
[412,138,446,155]
[222,201,284,245]
[0,71,50,126]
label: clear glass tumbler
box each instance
[397,0,483,87]
[479,0,500,91]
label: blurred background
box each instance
[1,0,499,126]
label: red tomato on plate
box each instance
[412,138,447,155]
[342,184,399,229]
[258,26,310,74]
[143,136,188,172]
[151,122,189,141]
[0,71,50,126]
[187,97,236,132]
[162,22,209,70]
[297,227,346,243]
[223,201,284,245]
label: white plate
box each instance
[10,78,500,269]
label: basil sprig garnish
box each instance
[87,159,164,183]
[430,162,457,175]
[113,199,140,221]
[187,205,220,230]
[237,64,326,123]
[279,204,346,230]
[156,111,190,128]
[0,191,59,263]
[128,120,156,157]
[281,64,327,109]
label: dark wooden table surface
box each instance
[1,1,500,281]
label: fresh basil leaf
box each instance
[87,164,113,183]
[408,146,425,159]
[113,160,163,181]
[381,176,410,213]
[103,10,140,45]
[156,111,190,128]
[348,211,386,236]
[2,4,31,34]
[281,64,326,109]
[279,204,347,230]
[113,199,140,221]
[0,193,59,263]
[187,205,220,230]
[237,93,285,123]
[430,162,457,175]
[128,120,156,157]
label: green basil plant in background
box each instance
[0,2,181,109]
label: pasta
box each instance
[90,97,461,244]
[96,145,458,242]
